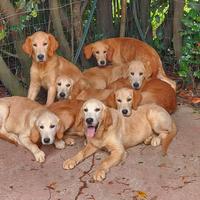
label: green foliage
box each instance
[179,0,200,80]
[0,0,41,41]
[151,0,169,39]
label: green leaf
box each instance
[178,70,188,78]
[30,10,37,18]
[193,71,200,78]
[0,29,6,40]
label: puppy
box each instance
[83,37,176,90]
[0,96,65,162]
[22,31,82,105]
[63,99,176,181]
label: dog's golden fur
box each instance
[0,96,64,162]
[82,64,128,89]
[48,99,84,137]
[22,31,82,105]
[63,99,176,181]
[106,79,177,114]
[84,38,176,90]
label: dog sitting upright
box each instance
[22,31,82,105]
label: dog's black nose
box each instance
[86,118,93,124]
[133,82,139,89]
[122,109,128,115]
[59,92,66,98]
[100,60,105,65]
[43,137,50,144]
[37,54,44,61]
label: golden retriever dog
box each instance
[48,99,85,144]
[82,64,128,89]
[63,99,176,181]
[56,75,74,100]
[22,31,82,105]
[0,96,65,162]
[107,81,176,115]
[55,74,113,101]
[83,37,176,90]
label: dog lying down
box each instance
[0,96,65,162]
[63,99,177,181]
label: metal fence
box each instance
[0,0,91,94]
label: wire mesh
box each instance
[0,0,88,95]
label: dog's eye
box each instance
[33,43,37,47]
[50,125,55,129]
[103,51,107,54]
[84,108,88,112]
[57,82,61,86]
[139,72,143,76]
[95,108,100,112]
[66,84,70,87]
[131,72,134,76]
[127,98,132,102]
[39,125,44,129]
[96,51,99,54]
[43,42,47,46]
[117,99,122,103]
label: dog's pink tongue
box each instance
[86,127,95,138]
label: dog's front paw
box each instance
[64,138,75,146]
[93,169,106,182]
[55,140,65,149]
[34,150,45,163]
[63,159,77,170]
[151,137,161,147]
[144,135,153,145]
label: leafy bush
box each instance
[178,0,200,87]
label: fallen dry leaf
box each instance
[46,182,57,190]
[136,191,148,200]
[191,97,200,104]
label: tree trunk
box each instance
[72,0,83,45]
[0,56,27,96]
[163,0,174,49]
[49,0,71,59]
[120,0,127,37]
[96,0,115,38]
[139,0,152,43]
[173,0,184,61]
[0,0,31,84]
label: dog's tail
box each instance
[0,133,18,146]
[161,120,177,156]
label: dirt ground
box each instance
[0,104,199,200]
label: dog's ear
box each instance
[74,107,84,132]
[132,91,142,110]
[144,61,152,79]
[30,124,40,144]
[102,107,113,131]
[56,120,65,140]
[105,92,117,109]
[83,44,93,59]
[22,36,32,57]
[48,33,59,57]
[107,45,114,62]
